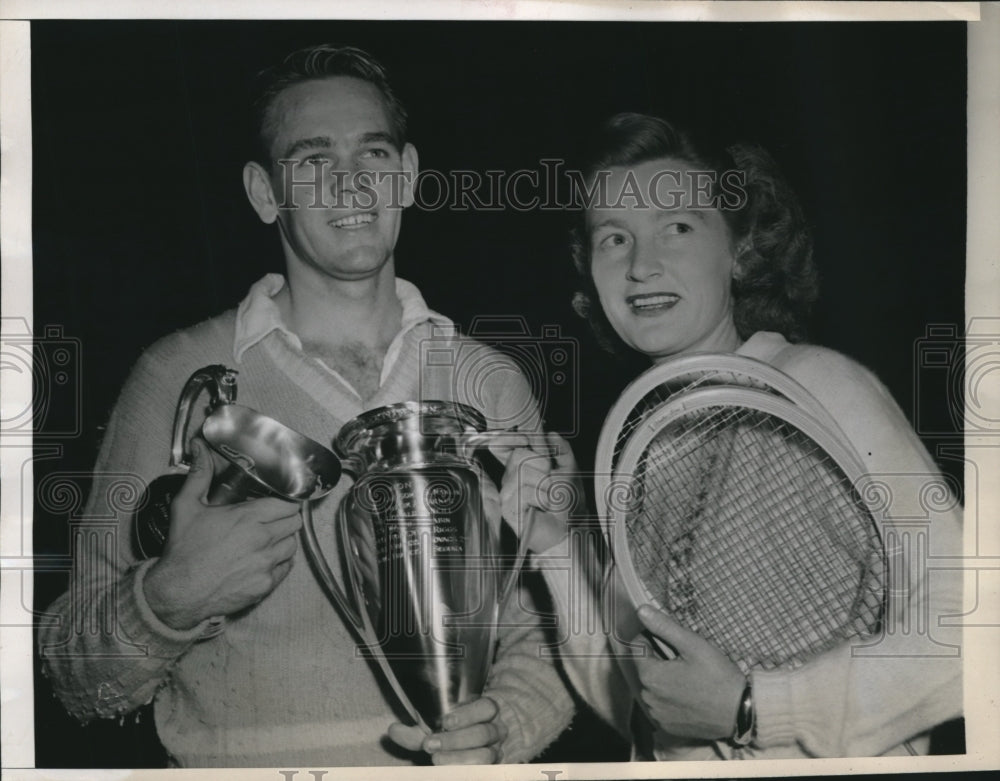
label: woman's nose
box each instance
[626,240,664,283]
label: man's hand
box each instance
[487,431,583,553]
[143,438,302,630]
[633,604,746,741]
[387,697,508,764]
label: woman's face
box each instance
[587,157,742,362]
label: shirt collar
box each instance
[233,273,452,363]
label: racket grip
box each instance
[646,632,678,660]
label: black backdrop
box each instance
[30,20,966,767]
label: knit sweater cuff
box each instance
[492,688,567,764]
[750,668,799,749]
[127,559,225,651]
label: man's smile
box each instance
[329,212,377,229]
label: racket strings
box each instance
[612,371,778,476]
[625,405,884,671]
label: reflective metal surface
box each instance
[304,401,522,732]
[343,465,497,730]
[334,400,489,476]
[202,403,342,501]
[136,365,342,558]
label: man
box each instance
[39,44,573,767]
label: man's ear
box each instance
[399,143,419,209]
[243,161,279,224]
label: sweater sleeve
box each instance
[485,569,576,763]
[750,344,964,757]
[38,346,221,722]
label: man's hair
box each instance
[250,44,408,168]
[569,113,819,354]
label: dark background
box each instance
[30,20,966,766]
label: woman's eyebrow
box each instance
[590,217,628,232]
[655,208,707,222]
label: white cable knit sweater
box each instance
[39,276,574,767]
[538,331,964,760]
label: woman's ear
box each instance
[731,236,752,281]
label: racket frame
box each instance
[594,353,848,524]
[605,384,886,669]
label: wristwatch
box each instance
[731,679,756,747]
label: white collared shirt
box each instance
[232,273,453,399]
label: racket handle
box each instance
[646,632,678,660]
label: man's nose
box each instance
[626,239,663,283]
[327,161,360,206]
[328,165,356,190]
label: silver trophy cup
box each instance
[171,365,343,502]
[301,401,532,732]
[135,365,343,558]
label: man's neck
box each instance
[277,263,403,354]
[275,263,403,402]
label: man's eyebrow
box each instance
[283,136,331,159]
[358,131,396,146]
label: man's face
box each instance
[588,157,741,361]
[260,76,417,282]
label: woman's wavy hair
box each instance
[569,113,818,355]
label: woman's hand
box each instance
[387,697,508,764]
[633,604,746,741]
[487,431,584,553]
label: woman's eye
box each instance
[597,233,629,250]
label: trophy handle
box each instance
[459,430,537,611]
[332,491,432,735]
[170,364,239,469]
[303,490,431,733]
[300,498,364,630]
[497,505,536,609]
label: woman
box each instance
[527,113,964,760]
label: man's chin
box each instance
[316,254,395,283]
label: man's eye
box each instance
[665,222,693,235]
[303,155,329,166]
[360,148,390,159]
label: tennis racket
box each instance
[597,355,886,673]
